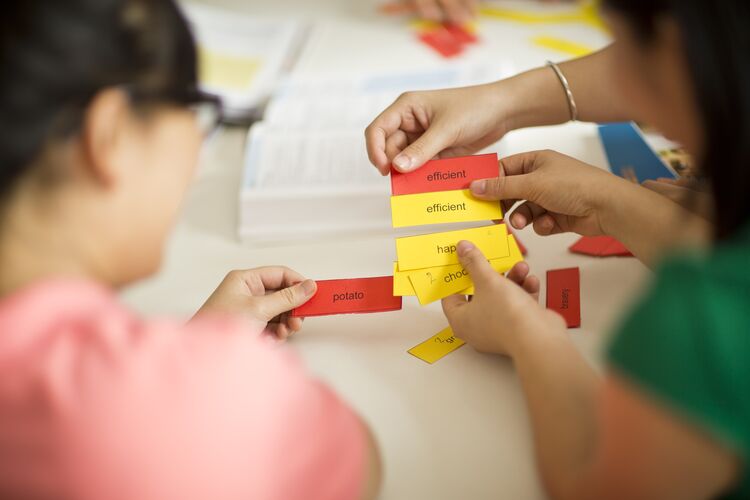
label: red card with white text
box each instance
[546,267,581,328]
[291,276,402,317]
[391,153,499,195]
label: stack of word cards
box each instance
[390,153,525,363]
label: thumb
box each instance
[258,280,317,320]
[392,123,455,172]
[456,240,496,293]
[470,174,534,202]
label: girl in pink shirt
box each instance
[0,1,380,499]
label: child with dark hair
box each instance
[0,1,380,499]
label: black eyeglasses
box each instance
[124,85,224,137]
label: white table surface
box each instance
[122,2,651,498]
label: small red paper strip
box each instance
[546,267,581,328]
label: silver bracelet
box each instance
[546,60,578,122]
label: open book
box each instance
[183,3,306,122]
[239,64,515,241]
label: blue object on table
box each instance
[598,122,676,183]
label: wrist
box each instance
[497,66,572,133]
[505,311,569,361]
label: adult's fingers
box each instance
[365,104,407,174]
[414,0,442,21]
[391,121,457,172]
[509,200,547,230]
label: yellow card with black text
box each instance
[408,326,465,364]
[395,224,508,272]
[390,189,503,228]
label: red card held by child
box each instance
[546,267,581,328]
[291,276,402,317]
[391,153,499,195]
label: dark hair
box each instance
[603,0,750,240]
[0,0,198,196]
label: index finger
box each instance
[239,266,307,292]
[365,103,405,175]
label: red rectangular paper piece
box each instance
[546,267,581,328]
[569,236,632,257]
[291,276,402,317]
[601,238,633,257]
[390,153,498,195]
[418,30,464,58]
[444,23,478,44]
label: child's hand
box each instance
[441,241,565,356]
[195,267,317,340]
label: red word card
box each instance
[546,267,581,328]
[391,153,499,196]
[291,276,402,317]
[569,236,633,257]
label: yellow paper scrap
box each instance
[396,224,508,272]
[391,189,503,228]
[393,262,416,296]
[407,234,524,304]
[532,36,594,57]
[198,47,261,91]
[462,234,524,295]
[480,1,605,31]
[408,326,465,364]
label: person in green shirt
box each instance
[366,0,748,498]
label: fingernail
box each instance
[470,179,486,195]
[512,213,526,228]
[457,240,475,256]
[393,154,413,171]
[301,279,316,295]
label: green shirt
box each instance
[608,227,750,499]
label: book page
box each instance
[243,125,387,191]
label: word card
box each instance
[395,224,508,271]
[408,325,465,364]
[569,236,632,257]
[407,234,524,304]
[546,267,581,328]
[391,189,503,228]
[390,153,498,196]
[292,276,402,317]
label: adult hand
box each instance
[195,267,316,340]
[365,83,511,175]
[406,0,477,24]
[442,241,561,356]
[470,149,627,237]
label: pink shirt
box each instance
[0,280,366,500]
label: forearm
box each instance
[600,177,711,267]
[510,321,601,499]
[499,45,631,131]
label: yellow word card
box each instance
[396,224,508,272]
[408,326,466,364]
[407,234,524,304]
[390,189,503,228]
